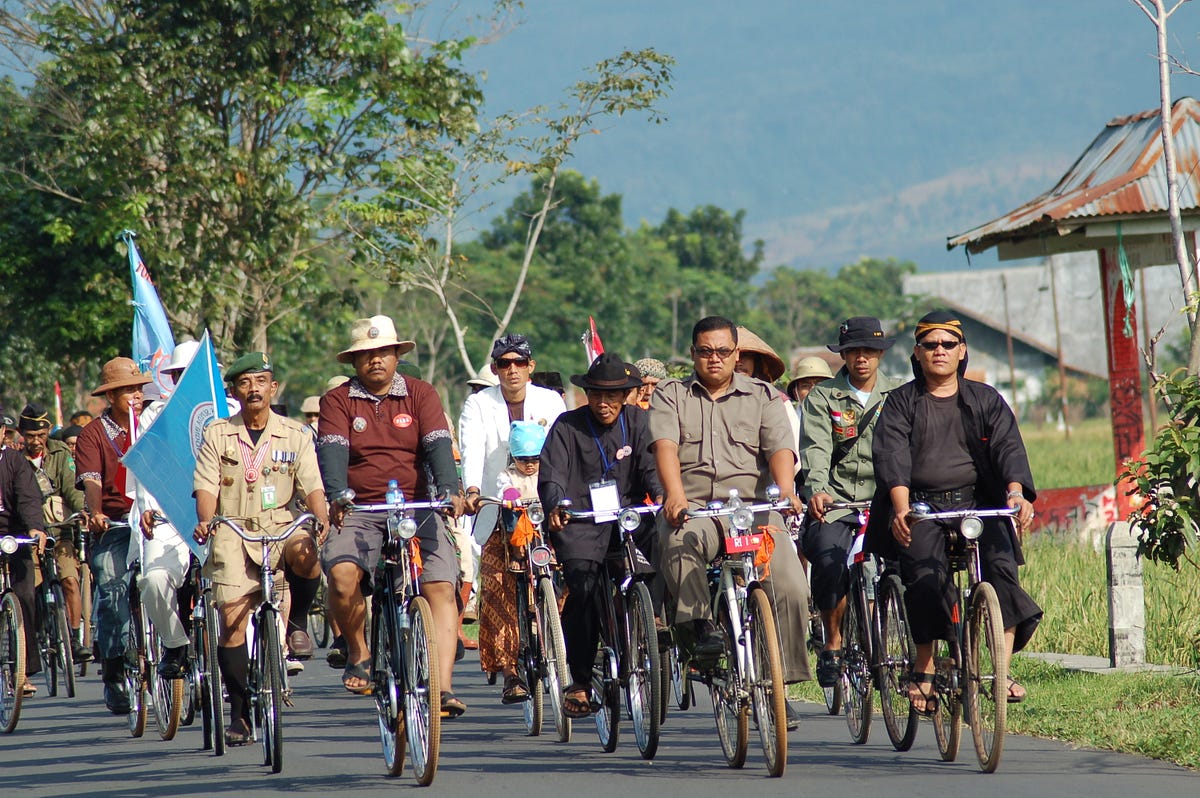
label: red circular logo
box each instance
[392,413,413,428]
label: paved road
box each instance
[3,649,1197,797]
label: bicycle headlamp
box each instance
[526,503,545,527]
[731,506,754,532]
[0,536,16,555]
[960,515,984,540]
[398,516,419,540]
[619,508,642,532]
[530,545,553,568]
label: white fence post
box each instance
[1105,521,1146,668]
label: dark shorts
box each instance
[801,517,856,612]
[322,509,459,587]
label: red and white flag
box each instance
[581,316,605,364]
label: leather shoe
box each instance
[287,629,314,660]
[816,649,842,688]
[104,682,131,715]
[72,641,93,664]
[156,645,189,679]
[785,700,801,731]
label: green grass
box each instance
[1023,417,1120,490]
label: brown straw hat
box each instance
[92,357,153,397]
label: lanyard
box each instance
[585,412,627,478]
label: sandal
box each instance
[342,661,373,695]
[21,680,36,698]
[906,672,938,716]
[440,691,467,718]
[1007,677,1027,704]
[562,684,595,718]
[225,720,252,747]
[501,674,530,704]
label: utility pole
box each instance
[1001,273,1020,418]
[1049,259,1071,440]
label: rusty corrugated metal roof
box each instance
[948,97,1200,253]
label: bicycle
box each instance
[478,493,571,742]
[73,522,94,677]
[307,574,331,650]
[338,489,445,785]
[0,533,33,733]
[684,487,790,778]
[184,553,224,756]
[35,518,83,699]
[790,512,839,716]
[206,513,318,774]
[908,504,1015,773]
[559,500,662,760]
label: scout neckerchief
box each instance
[584,411,628,479]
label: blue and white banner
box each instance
[123,331,229,561]
[122,230,175,400]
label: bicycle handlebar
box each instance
[907,506,1017,522]
[827,500,871,512]
[208,513,318,544]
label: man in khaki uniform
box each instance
[650,316,812,729]
[193,352,329,746]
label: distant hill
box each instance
[455,0,1175,272]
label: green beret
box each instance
[224,351,274,383]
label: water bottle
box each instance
[386,479,403,506]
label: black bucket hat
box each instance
[827,316,895,353]
[569,352,642,392]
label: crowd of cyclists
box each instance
[0,307,1042,778]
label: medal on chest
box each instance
[238,437,271,485]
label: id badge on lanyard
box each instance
[588,479,620,523]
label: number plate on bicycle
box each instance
[724,533,763,554]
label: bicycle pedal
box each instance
[282,691,295,708]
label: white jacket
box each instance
[458,384,565,542]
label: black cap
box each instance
[827,317,895,353]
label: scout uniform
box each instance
[194,354,322,606]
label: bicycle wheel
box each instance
[626,583,661,760]
[516,581,543,737]
[126,602,148,739]
[709,600,748,769]
[372,597,403,776]
[932,640,961,762]
[152,633,184,741]
[36,588,57,698]
[840,581,873,746]
[405,596,440,786]
[257,612,284,773]
[537,577,571,742]
[877,575,918,751]
[308,577,331,649]
[203,593,225,756]
[669,637,691,711]
[0,591,26,733]
[79,563,92,677]
[747,588,787,777]
[808,594,839,715]
[51,584,76,699]
[593,642,620,753]
[968,582,1007,773]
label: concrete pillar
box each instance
[1106,521,1145,667]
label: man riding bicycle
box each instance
[868,310,1042,711]
[192,352,329,746]
[316,316,467,714]
[19,402,91,665]
[649,316,813,728]
[540,353,662,717]
[800,317,903,688]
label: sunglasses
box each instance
[514,456,540,463]
[917,340,962,351]
[692,346,736,360]
[495,358,531,369]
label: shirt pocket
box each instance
[727,419,759,456]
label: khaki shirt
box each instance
[194,412,321,572]
[648,372,795,507]
[800,368,904,523]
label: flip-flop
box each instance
[225,721,252,747]
[1007,677,1027,704]
[906,672,937,716]
[21,681,36,697]
[562,684,598,718]
[342,661,373,695]
[440,691,467,718]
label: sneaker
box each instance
[287,629,315,660]
[286,656,304,676]
[816,649,842,688]
[326,636,347,669]
[72,641,93,664]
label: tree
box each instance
[0,1,481,364]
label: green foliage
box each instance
[1121,369,1200,571]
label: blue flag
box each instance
[122,230,175,400]
[123,332,229,561]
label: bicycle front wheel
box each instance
[968,581,1007,773]
[152,633,184,741]
[537,577,571,742]
[709,600,747,769]
[256,613,285,773]
[126,603,148,739]
[36,589,56,698]
[0,591,26,733]
[372,597,405,776]
[405,596,440,786]
[932,640,961,762]
[626,582,661,760]
[809,593,839,716]
[877,574,918,751]
[51,584,76,698]
[79,563,92,677]
[748,587,787,778]
[309,577,331,649]
[516,580,543,737]
[203,593,225,756]
[840,580,873,746]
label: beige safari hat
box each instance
[336,315,415,364]
[92,357,153,396]
[300,395,321,415]
[466,364,500,389]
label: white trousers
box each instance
[138,526,191,649]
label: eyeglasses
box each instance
[692,346,736,360]
[495,358,531,369]
[514,456,540,463]
[917,340,961,351]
